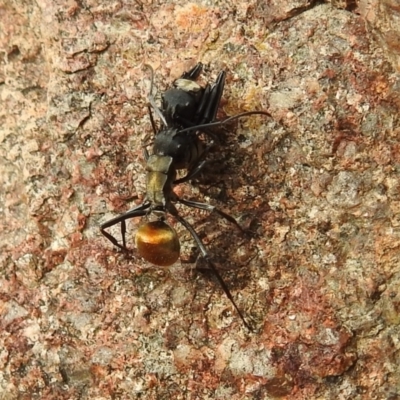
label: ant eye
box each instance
[135,221,180,266]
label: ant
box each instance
[100,63,271,330]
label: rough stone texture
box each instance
[358,0,400,72]
[1,0,399,399]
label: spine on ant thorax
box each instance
[145,155,176,206]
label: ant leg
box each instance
[100,202,150,250]
[148,94,168,127]
[141,107,156,161]
[168,205,253,331]
[174,160,207,184]
[174,141,214,184]
[180,62,203,80]
[142,147,150,161]
[179,198,244,232]
[148,105,157,135]
[144,64,168,127]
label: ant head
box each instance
[135,220,180,266]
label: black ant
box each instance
[100,63,271,330]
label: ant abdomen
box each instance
[136,221,180,267]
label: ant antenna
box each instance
[178,110,273,134]
[144,64,168,127]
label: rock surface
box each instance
[1,1,399,398]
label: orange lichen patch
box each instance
[371,73,391,96]
[242,85,267,112]
[174,4,210,33]
[225,84,266,115]
[373,225,400,275]
[223,84,270,130]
